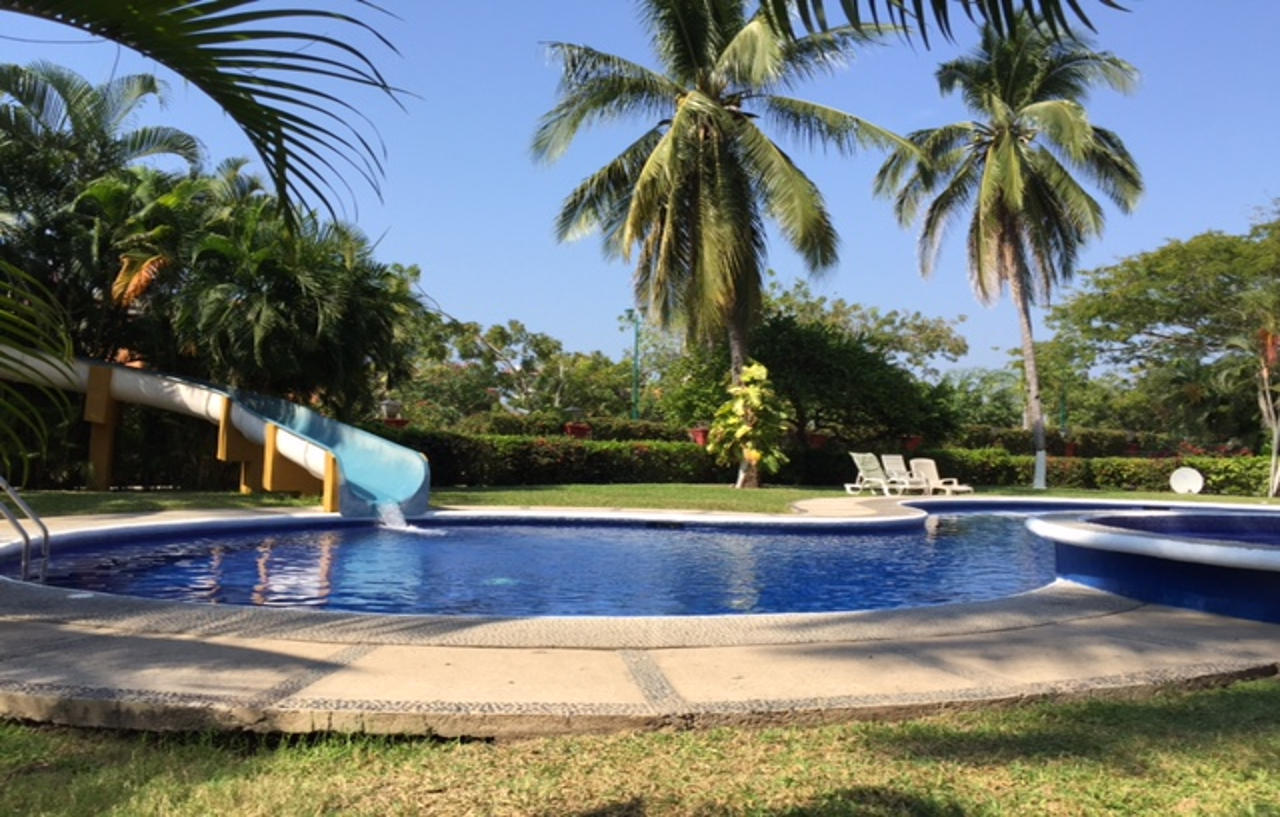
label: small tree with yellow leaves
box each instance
[706,363,789,489]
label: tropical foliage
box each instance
[706,362,790,488]
[0,0,397,475]
[0,1,397,217]
[0,262,72,479]
[1048,210,1280,490]
[534,0,902,383]
[874,13,1141,487]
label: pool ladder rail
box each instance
[0,475,49,582]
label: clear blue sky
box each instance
[4,1,1278,371]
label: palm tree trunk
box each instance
[1007,271,1048,490]
[726,316,759,488]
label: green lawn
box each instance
[1,680,1278,815]
[9,483,1276,518]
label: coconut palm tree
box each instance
[874,14,1141,488]
[534,0,900,385]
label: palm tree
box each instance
[874,14,1141,488]
[0,2,397,217]
[0,0,396,474]
[0,62,201,188]
[534,0,900,386]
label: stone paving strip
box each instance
[0,507,1276,737]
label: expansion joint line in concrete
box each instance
[245,643,377,709]
[619,650,686,713]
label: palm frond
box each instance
[114,125,203,167]
[731,112,837,272]
[554,128,664,248]
[759,0,1125,46]
[1019,99,1090,158]
[0,262,74,481]
[533,43,681,162]
[763,94,909,154]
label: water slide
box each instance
[1,351,430,517]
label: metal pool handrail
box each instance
[0,475,49,581]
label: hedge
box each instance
[955,425,1182,457]
[367,424,1277,494]
[370,425,731,486]
[927,448,1273,496]
[452,412,689,442]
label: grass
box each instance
[2,490,319,518]
[430,483,850,514]
[9,483,1276,518]
[1,680,1278,815]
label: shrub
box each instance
[582,417,688,442]
[1184,456,1271,496]
[368,424,728,486]
[1089,457,1177,492]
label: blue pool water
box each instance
[10,514,1055,616]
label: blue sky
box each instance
[4,1,1278,371]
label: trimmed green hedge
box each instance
[371,425,730,486]
[928,448,1273,496]
[452,412,689,442]
[955,425,1180,457]
[366,424,1274,494]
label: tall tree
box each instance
[533,0,901,385]
[874,14,1141,487]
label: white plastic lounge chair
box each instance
[881,453,930,494]
[845,452,903,496]
[909,458,974,495]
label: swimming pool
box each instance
[1029,509,1280,623]
[6,511,1056,616]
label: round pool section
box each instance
[5,512,1056,617]
[1028,510,1280,624]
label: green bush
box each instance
[369,424,728,486]
[1184,456,1272,496]
[450,411,688,442]
[955,425,1179,458]
[1088,457,1176,492]
[583,417,688,442]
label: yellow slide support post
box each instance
[83,365,118,491]
[262,423,325,496]
[216,399,264,494]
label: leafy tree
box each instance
[874,14,1141,487]
[1049,212,1280,453]
[939,367,1022,428]
[533,0,900,384]
[766,277,967,378]
[0,2,396,218]
[177,201,421,420]
[0,62,200,192]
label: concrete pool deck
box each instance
[0,502,1277,737]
